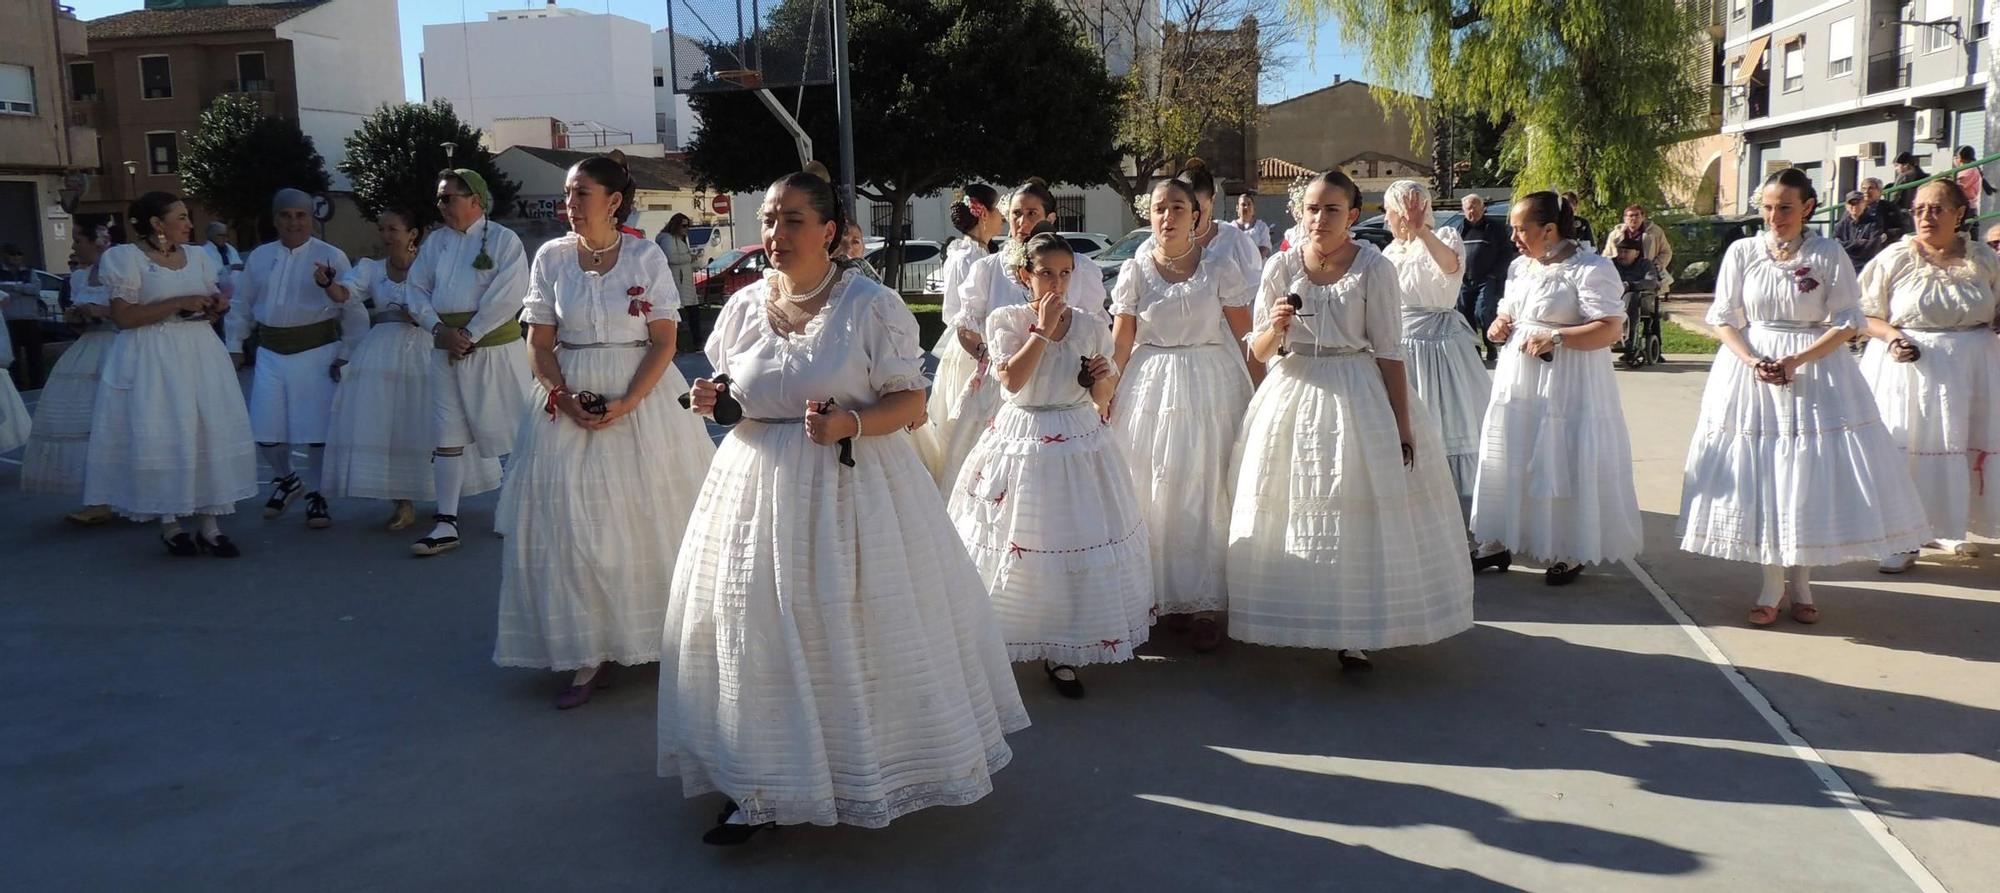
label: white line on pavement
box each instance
[1621,557,1950,893]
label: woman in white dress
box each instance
[20,217,120,525]
[1858,180,2000,571]
[494,157,714,708]
[940,180,1109,493]
[84,192,257,556]
[1380,179,1488,508]
[659,167,1026,845]
[1680,168,1929,624]
[1170,160,1265,383]
[1470,191,1642,584]
[947,232,1151,698]
[918,184,1001,483]
[321,209,501,529]
[0,317,26,454]
[1110,177,1255,651]
[1228,171,1474,670]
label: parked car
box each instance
[1658,214,1762,292]
[1059,231,1117,258]
[1092,228,1152,285]
[692,245,769,304]
[864,239,945,293]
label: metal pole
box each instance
[831,0,858,215]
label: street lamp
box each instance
[121,159,136,198]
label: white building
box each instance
[420,3,657,150]
[652,30,704,151]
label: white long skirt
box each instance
[1858,328,2000,540]
[1679,325,1929,565]
[948,402,1154,665]
[1402,309,1491,503]
[1110,342,1252,614]
[323,324,500,501]
[494,345,713,670]
[930,338,1000,495]
[658,421,1028,829]
[83,319,256,519]
[1227,352,1475,650]
[1470,333,1642,566]
[21,330,114,494]
[0,373,26,454]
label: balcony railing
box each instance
[1867,48,1911,94]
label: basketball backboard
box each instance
[665,0,837,94]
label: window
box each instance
[139,55,171,99]
[0,63,33,115]
[1052,195,1086,232]
[1732,0,1745,18]
[1782,38,1805,92]
[653,67,665,88]
[1924,0,1955,53]
[146,131,178,175]
[69,61,95,101]
[236,52,268,92]
[1828,18,1855,77]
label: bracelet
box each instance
[1029,331,1052,346]
[848,408,864,437]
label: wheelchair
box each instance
[1614,279,1664,368]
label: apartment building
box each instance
[0,0,96,271]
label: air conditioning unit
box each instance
[1838,141,1887,159]
[1914,108,1948,142]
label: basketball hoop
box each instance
[715,69,765,89]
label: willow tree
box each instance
[1289,0,1704,225]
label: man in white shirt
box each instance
[202,221,244,294]
[405,168,531,556]
[1229,193,1272,260]
[227,188,366,530]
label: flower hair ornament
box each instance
[1285,173,1315,219]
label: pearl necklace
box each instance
[777,262,838,303]
[1765,231,1805,263]
[1155,237,1196,264]
[577,230,619,265]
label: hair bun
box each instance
[948,200,977,236]
[1183,157,1209,173]
[607,149,628,168]
[1026,175,1049,188]
[803,161,832,182]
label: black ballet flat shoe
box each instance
[1545,562,1584,586]
[161,532,199,557]
[1337,650,1373,673]
[702,802,772,847]
[196,533,241,558]
[1471,549,1512,573]
[304,493,331,530]
[1045,664,1086,700]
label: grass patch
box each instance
[1662,321,1720,355]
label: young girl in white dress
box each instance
[1379,179,1489,507]
[919,184,1001,481]
[1167,160,1264,382]
[1111,177,1255,652]
[947,232,1152,699]
[20,217,120,525]
[321,209,500,530]
[493,157,715,708]
[1856,181,2000,571]
[659,167,1026,846]
[1228,171,1474,671]
[1680,169,1930,625]
[1470,191,1643,584]
[940,180,1109,493]
[85,192,257,556]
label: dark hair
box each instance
[1515,191,1577,239]
[1958,145,1977,162]
[1175,158,1216,199]
[1916,177,1971,217]
[1623,203,1647,214]
[666,212,692,235]
[573,154,638,225]
[72,213,119,246]
[127,191,183,242]
[772,163,848,257]
[375,207,419,231]
[950,183,999,235]
[1020,230,1075,274]
[1011,178,1057,217]
[1759,167,1819,213]
[1616,237,1644,252]
[1308,169,1363,209]
[1895,151,1917,166]
[1150,177,1203,220]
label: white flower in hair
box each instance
[1001,235,1033,272]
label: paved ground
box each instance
[1,351,1993,891]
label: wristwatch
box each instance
[1550,331,1566,347]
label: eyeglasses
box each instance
[435,192,471,205]
[1909,204,1955,218]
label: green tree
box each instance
[339,99,520,230]
[684,0,1122,286]
[178,93,332,238]
[1289,0,1703,228]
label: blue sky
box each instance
[68,0,1368,104]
